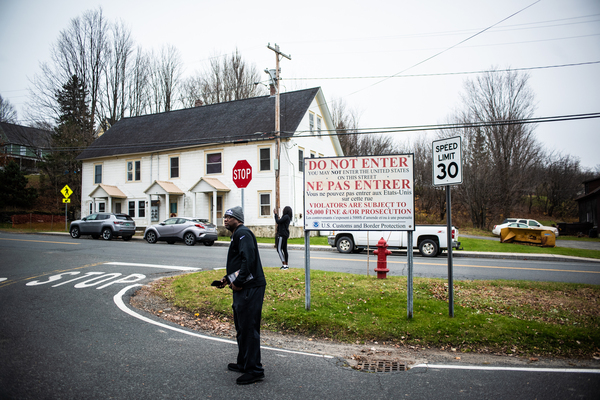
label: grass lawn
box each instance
[151,269,600,358]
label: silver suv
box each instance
[70,213,136,241]
[144,217,218,246]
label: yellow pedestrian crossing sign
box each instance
[61,185,73,199]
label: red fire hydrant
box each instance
[373,237,391,279]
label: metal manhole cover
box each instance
[355,360,407,372]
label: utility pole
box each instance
[267,43,291,211]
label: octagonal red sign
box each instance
[232,160,252,188]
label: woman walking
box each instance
[274,206,292,270]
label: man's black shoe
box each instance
[228,363,244,373]
[236,372,265,385]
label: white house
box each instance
[76,87,343,235]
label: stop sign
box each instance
[232,160,252,188]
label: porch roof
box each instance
[144,180,184,195]
[89,184,127,199]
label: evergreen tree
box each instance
[0,161,38,209]
[43,75,95,212]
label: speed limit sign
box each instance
[432,136,462,186]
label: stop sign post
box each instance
[233,160,252,189]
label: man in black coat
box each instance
[217,206,267,385]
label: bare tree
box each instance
[99,19,134,128]
[28,7,108,131]
[148,45,183,113]
[330,97,398,156]
[536,153,585,218]
[0,94,18,123]
[181,49,264,107]
[444,69,542,228]
[127,46,151,117]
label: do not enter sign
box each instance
[232,160,252,188]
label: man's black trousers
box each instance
[232,285,266,375]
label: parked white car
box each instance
[492,218,559,237]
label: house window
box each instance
[310,152,316,158]
[89,203,93,214]
[309,113,314,134]
[259,192,271,217]
[138,201,145,218]
[259,147,271,171]
[206,152,222,174]
[317,116,322,136]
[127,160,141,182]
[129,201,135,217]
[170,156,179,178]
[298,149,304,172]
[94,164,102,184]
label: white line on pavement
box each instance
[411,363,600,374]
[114,284,333,359]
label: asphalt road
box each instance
[1,232,599,399]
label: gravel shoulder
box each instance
[130,284,600,370]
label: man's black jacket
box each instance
[226,225,267,289]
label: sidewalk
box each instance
[39,231,600,263]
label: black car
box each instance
[70,213,136,240]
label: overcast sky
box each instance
[1,0,598,170]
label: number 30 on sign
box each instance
[432,136,462,186]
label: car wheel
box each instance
[184,232,196,246]
[146,231,157,244]
[102,228,113,240]
[122,235,132,241]
[91,234,100,239]
[419,239,438,257]
[70,226,80,239]
[336,236,354,254]
[203,241,214,246]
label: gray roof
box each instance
[0,122,52,148]
[76,87,320,160]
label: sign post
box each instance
[232,160,252,216]
[432,136,462,317]
[61,185,73,231]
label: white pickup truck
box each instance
[327,225,460,257]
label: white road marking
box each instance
[411,363,600,374]
[114,284,333,359]
[0,278,7,282]
[105,262,200,271]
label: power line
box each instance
[346,0,542,96]
[283,61,600,81]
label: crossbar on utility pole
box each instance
[267,43,291,211]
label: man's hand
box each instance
[230,282,242,291]
[217,277,227,289]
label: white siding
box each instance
[80,93,341,229]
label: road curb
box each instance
[28,231,600,263]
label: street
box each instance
[1,232,599,399]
